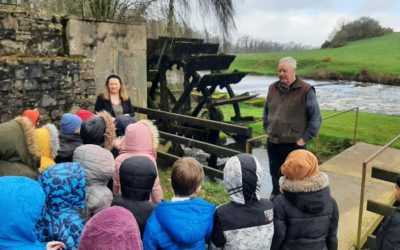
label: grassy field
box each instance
[220,103,400,152]
[229,32,400,83]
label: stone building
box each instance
[0,7,146,123]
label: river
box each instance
[228,75,400,115]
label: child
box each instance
[271,149,339,250]
[79,206,142,250]
[55,113,83,163]
[35,123,60,173]
[0,116,40,179]
[22,109,40,127]
[76,109,95,122]
[143,157,216,249]
[0,176,64,250]
[375,174,400,249]
[112,156,157,237]
[80,111,116,151]
[73,144,115,221]
[113,120,163,202]
[36,162,86,250]
[210,153,274,249]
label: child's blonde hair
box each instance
[171,157,204,196]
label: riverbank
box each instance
[229,32,400,85]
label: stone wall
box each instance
[0,9,65,56]
[0,8,147,123]
[0,56,96,123]
[67,18,147,110]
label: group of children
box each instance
[0,108,399,250]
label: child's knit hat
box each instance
[61,114,82,134]
[281,149,319,180]
[76,109,95,122]
[22,109,40,128]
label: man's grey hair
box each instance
[279,57,297,70]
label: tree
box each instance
[322,16,393,48]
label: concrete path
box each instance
[320,142,400,249]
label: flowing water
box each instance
[228,75,400,115]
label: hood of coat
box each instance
[73,144,115,186]
[39,162,86,210]
[36,123,60,173]
[80,111,116,150]
[279,172,330,214]
[155,198,215,245]
[0,117,39,167]
[0,176,45,249]
[79,206,142,250]
[120,156,157,201]
[115,114,136,137]
[120,120,159,157]
[223,153,262,204]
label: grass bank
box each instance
[220,103,400,156]
[229,32,400,85]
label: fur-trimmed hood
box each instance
[0,117,39,178]
[80,111,116,150]
[120,119,159,159]
[36,123,60,173]
[13,116,40,158]
[279,172,331,214]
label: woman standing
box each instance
[94,74,134,117]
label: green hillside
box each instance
[229,32,400,84]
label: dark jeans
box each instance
[267,141,306,195]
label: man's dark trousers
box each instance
[267,141,306,196]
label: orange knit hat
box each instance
[281,149,319,180]
[22,109,40,128]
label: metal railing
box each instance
[245,107,360,155]
[356,134,400,249]
[315,107,359,156]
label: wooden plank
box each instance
[186,55,236,71]
[367,200,395,216]
[197,71,248,88]
[159,131,242,157]
[157,151,223,179]
[133,106,252,136]
[371,166,399,183]
[209,94,259,107]
[172,42,219,56]
[364,235,376,249]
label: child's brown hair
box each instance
[171,157,204,196]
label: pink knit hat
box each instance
[79,206,142,250]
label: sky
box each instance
[226,0,400,47]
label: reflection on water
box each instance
[225,75,400,115]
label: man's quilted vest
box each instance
[266,78,312,144]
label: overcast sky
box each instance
[228,0,400,47]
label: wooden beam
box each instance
[159,131,242,157]
[367,200,395,216]
[371,166,399,183]
[133,106,252,136]
[364,235,376,249]
[157,151,223,179]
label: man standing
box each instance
[263,57,321,198]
